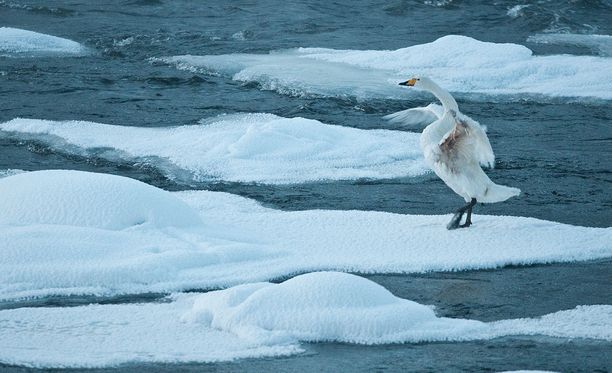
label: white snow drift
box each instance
[0,27,88,57]
[0,272,610,368]
[184,271,486,345]
[0,115,426,184]
[1,170,611,301]
[158,35,612,101]
[0,170,201,229]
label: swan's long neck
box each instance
[419,79,458,145]
[426,81,458,113]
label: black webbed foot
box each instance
[446,211,464,230]
[459,221,472,228]
[446,198,476,230]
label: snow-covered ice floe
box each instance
[0,115,426,184]
[0,27,89,57]
[528,33,612,57]
[157,35,612,101]
[0,272,610,368]
[1,170,611,301]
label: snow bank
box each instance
[0,115,425,184]
[1,170,610,301]
[0,27,88,57]
[158,35,612,101]
[0,170,202,229]
[184,272,485,345]
[0,272,609,368]
[528,33,612,57]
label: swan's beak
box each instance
[399,78,417,87]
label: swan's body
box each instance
[387,77,520,229]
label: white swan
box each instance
[387,77,520,229]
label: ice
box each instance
[528,33,612,57]
[491,305,612,341]
[0,170,202,229]
[0,115,426,184]
[0,271,609,368]
[0,27,89,57]
[159,35,612,101]
[184,272,486,345]
[0,296,300,368]
[1,170,610,301]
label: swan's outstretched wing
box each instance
[438,113,495,168]
[383,103,443,129]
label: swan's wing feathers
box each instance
[438,114,495,169]
[456,113,495,168]
[383,103,443,129]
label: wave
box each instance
[0,115,425,185]
[157,35,612,101]
[0,169,25,178]
[0,1,74,16]
[0,27,89,57]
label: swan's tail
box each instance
[479,182,520,203]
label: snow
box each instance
[0,115,425,184]
[0,296,300,368]
[184,272,485,345]
[0,170,202,229]
[0,27,88,57]
[1,170,610,301]
[0,271,609,368]
[528,33,612,57]
[158,35,612,101]
[491,305,612,341]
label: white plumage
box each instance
[387,77,520,229]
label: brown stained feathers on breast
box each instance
[437,119,470,174]
[440,118,469,152]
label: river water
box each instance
[1,0,611,371]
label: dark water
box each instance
[1,0,611,371]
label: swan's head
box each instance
[399,76,433,88]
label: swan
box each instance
[387,77,520,229]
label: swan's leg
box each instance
[460,198,477,228]
[447,203,467,230]
[447,198,477,230]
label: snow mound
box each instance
[0,115,425,184]
[1,273,609,368]
[0,170,202,229]
[1,180,611,301]
[0,27,88,57]
[159,35,612,101]
[184,271,485,344]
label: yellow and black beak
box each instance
[399,78,417,87]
